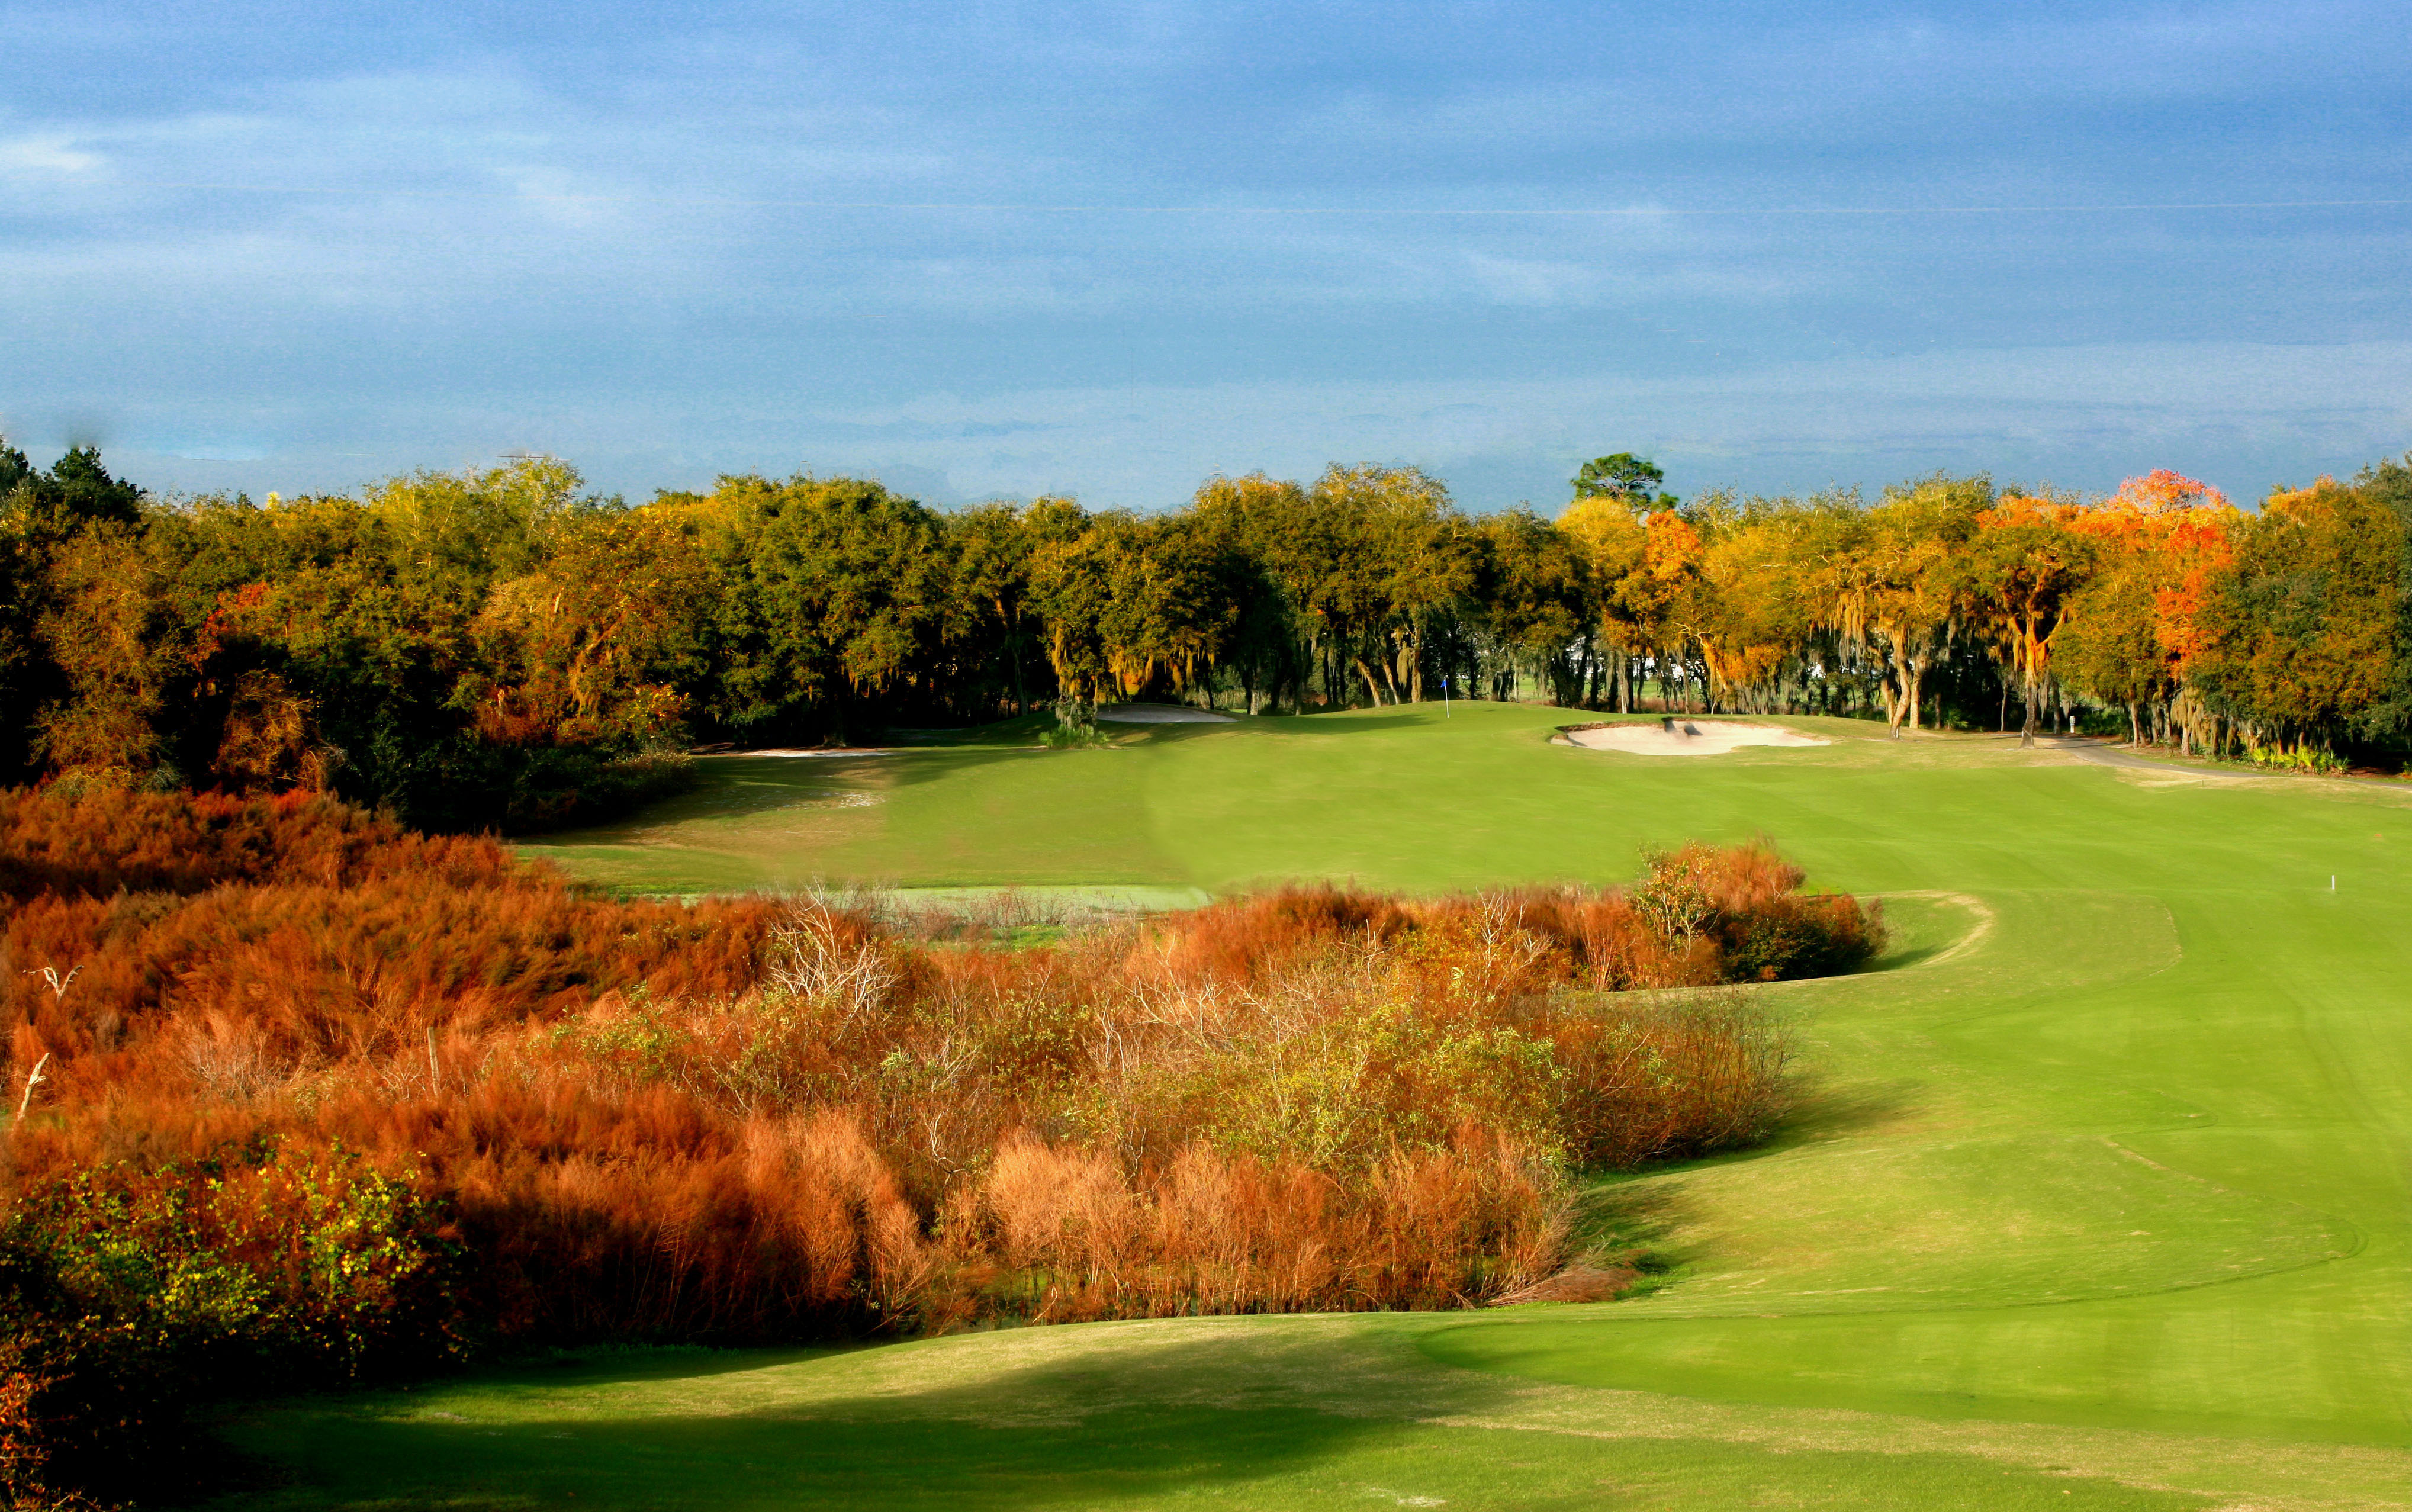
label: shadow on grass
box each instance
[534,743,1069,845]
[521,755,917,840]
[1565,1067,1921,1222]
[1768,1072,1922,1149]
[204,1288,2227,1512]
[203,1326,1476,1512]
[535,707,1465,854]
[1567,1170,1693,1265]
[1873,937,1948,970]
[1247,711,1432,736]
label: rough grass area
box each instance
[1,793,1884,1503]
[232,706,2412,1508]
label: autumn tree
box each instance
[1,443,167,783]
[1555,494,1681,712]
[1630,511,1708,710]
[471,506,710,748]
[2054,472,2239,747]
[27,527,181,781]
[1684,501,1828,716]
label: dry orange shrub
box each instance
[0,789,1877,1347]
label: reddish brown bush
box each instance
[0,790,1876,1389]
[0,787,513,899]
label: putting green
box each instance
[229,706,2412,1508]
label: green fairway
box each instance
[239,706,2412,1508]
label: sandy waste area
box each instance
[1096,703,1236,724]
[713,748,899,758]
[1562,719,1829,756]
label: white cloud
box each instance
[0,133,103,173]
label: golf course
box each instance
[220,704,2412,1509]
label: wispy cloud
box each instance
[0,133,104,174]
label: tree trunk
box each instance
[1355,658,1385,708]
[2128,702,2141,746]
[2019,672,2037,748]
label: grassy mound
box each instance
[213,706,2412,1506]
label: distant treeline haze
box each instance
[4,440,2407,826]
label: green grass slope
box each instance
[233,707,2412,1508]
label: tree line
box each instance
[4,437,2408,827]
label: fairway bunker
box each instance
[1559,718,1830,757]
[710,747,902,758]
[1096,702,1236,724]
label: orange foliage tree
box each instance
[2054,472,2240,747]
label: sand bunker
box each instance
[710,747,900,758]
[1561,719,1829,757]
[1096,703,1236,724]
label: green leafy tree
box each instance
[1293,464,1465,707]
[1477,510,1593,705]
[1186,475,1303,713]
[1571,453,1677,508]
[471,506,710,747]
[951,501,1044,715]
[2192,477,2403,753]
[0,442,160,783]
[1809,476,1986,735]
[689,475,957,743]
[1959,496,2096,747]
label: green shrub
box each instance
[1038,699,1112,749]
[2243,743,2347,775]
[0,1144,463,1501]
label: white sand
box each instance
[1561,719,1829,757]
[1096,703,1236,724]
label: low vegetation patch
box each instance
[0,788,1877,1503]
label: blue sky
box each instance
[3,1,2408,509]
